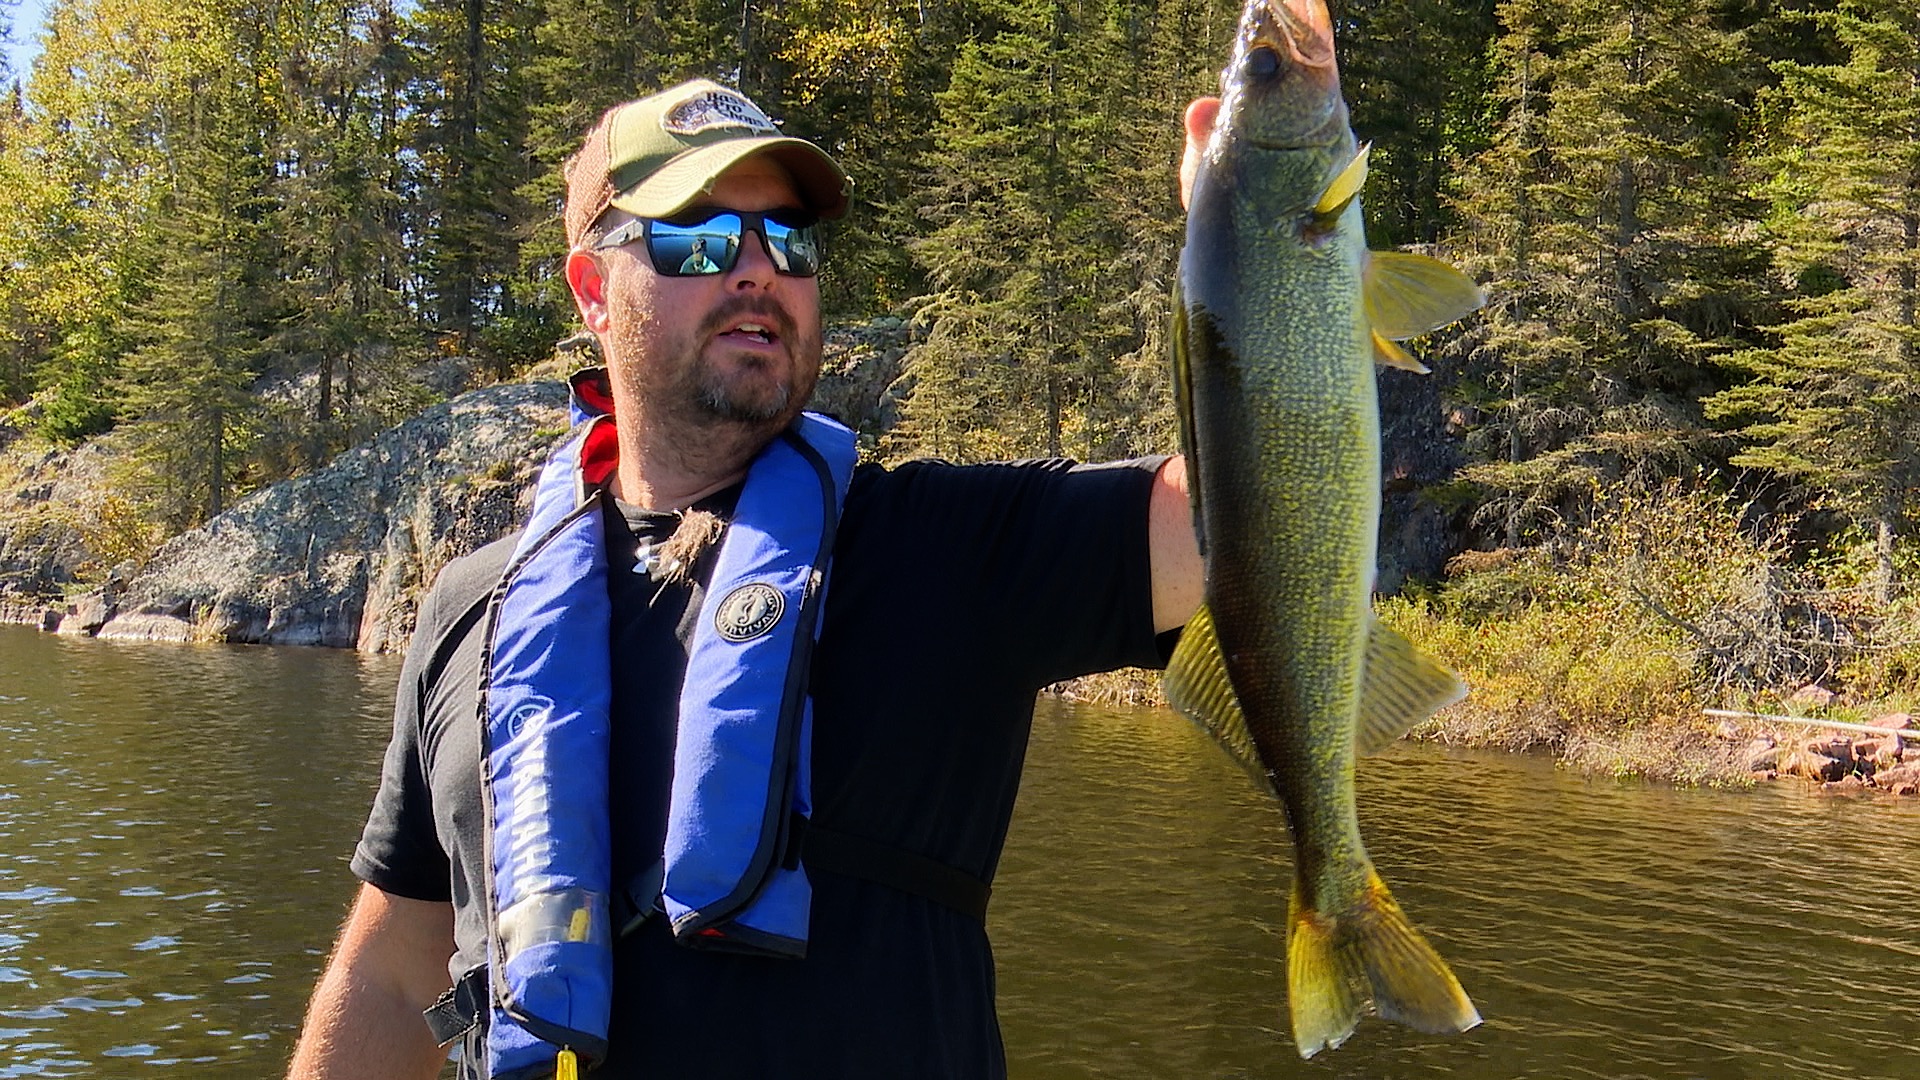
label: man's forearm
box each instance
[287,961,447,1079]
[1150,455,1204,633]
[288,885,455,1080]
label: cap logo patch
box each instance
[714,582,784,642]
[663,89,778,138]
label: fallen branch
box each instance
[1703,708,1919,744]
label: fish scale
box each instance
[1165,0,1488,1058]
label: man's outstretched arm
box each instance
[288,883,456,1080]
[1148,99,1225,637]
[1150,455,1203,635]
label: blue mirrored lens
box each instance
[762,215,821,276]
[646,210,821,277]
[648,215,740,276]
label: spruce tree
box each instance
[268,0,421,468]
[1705,0,1920,600]
[104,0,280,525]
[408,0,541,376]
[1451,0,1760,543]
[1339,0,1501,248]
[897,0,1192,462]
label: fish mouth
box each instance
[1259,0,1334,71]
[1222,0,1343,149]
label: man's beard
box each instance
[612,293,821,430]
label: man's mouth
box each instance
[720,321,777,346]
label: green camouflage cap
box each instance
[564,79,850,247]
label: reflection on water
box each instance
[1000,698,1920,1080]
[4,624,1919,1078]
[0,627,397,1076]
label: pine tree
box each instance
[895,0,1197,462]
[517,0,750,353]
[1339,0,1501,248]
[10,0,217,443]
[104,0,280,526]
[1705,0,1920,601]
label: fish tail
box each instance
[1286,868,1480,1058]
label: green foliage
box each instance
[1703,0,1920,600]
[891,0,1199,463]
[1379,482,1779,777]
[0,0,1908,687]
[1450,0,1768,544]
[33,321,121,444]
[408,0,544,376]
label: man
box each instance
[677,236,720,274]
[288,79,1212,1079]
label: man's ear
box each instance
[566,249,612,333]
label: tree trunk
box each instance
[210,406,226,520]
[1874,514,1895,606]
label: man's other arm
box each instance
[1150,456,1202,634]
[287,883,456,1080]
[1148,98,1224,636]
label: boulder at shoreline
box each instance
[89,381,567,652]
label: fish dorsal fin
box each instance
[1364,250,1486,342]
[1164,604,1272,792]
[1372,330,1430,373]
[1314,143,1371,219]
[1356,616,1468,755]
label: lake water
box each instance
[2,623,1918,1078]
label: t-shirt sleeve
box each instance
[854,455,1169,689]
[349,586,455,902]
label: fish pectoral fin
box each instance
[1371,331,1430,373]
[1356,618,1467,755]
[1313,143,1371,220]
[1288,868,1481,1058]
[1363,250,1487,341]
[1164,605,1271,791]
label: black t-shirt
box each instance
[351,456,1168,1078]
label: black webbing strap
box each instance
[797,821,993,924]
[422,963,488,1047]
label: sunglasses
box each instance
[593,207,823,278]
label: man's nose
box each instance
[728,226,779,288]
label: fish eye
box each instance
[1247,46,1280,80]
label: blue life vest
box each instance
[474,377,856,1079]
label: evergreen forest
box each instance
[2,0,1917,725]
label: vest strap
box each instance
[423,964,489,1047]
[797,821,993,924]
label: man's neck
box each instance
[610,465,746,511]
[609,412,785,511]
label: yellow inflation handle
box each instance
[556,1048,579,1080]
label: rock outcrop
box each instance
[0,440,115,607]
[1768,715,1918,795]
[93,381,567,651]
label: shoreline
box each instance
[8,613,1913,799]
[1049,667,1920,798]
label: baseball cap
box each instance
[563,79,850,248]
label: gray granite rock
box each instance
[99,381,568,652]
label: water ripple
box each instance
[995,700,1920,1080]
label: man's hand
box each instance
[288,885,456,1080]
[1179,97,1222,211]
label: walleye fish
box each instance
[1165,0,1486,1058]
